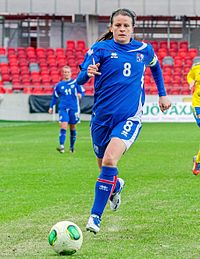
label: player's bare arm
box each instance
[158,96,171,112]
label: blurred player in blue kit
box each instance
[77,8,171,234]
[49,65,84,153]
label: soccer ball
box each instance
[48,220,83,255]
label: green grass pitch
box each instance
[0,121,200,258]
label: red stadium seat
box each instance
[157,48,168,60]
[76,40,86,50]
[66,40,76,50]
[149,86,158,95]
[173,74,181,83]
[171,86,181,95]
[0,86,6,94]
[7,47,15,55]
[12,82,23,91]
[179,41,188,50]
[164,75,172,84]
[168,49,177,59]
[56,48,65,55]
[159,41,168,49]
[181,86,190,95]
[188,48,198,59]
[184,58,192,66]
[0,47,6,55]
[183,65,191,75]
[149,41,159,51]
[174,59,183,68]
[43,86,53,94]
[170,41,178,50]
[66,49,75,57]
[178,49,188,59]
[46,48,55,56]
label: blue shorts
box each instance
[59,109,80,124]
[193,107,200,127]
[91,118,142,158]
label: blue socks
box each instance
[59,129,76,151]
[59,128,66,146]
[91,166,118,218]
[70,130,76,150]
[113,179,121,194]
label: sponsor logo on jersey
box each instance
[87,49,94,56]
[111,52,118,59]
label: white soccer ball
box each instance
[48,220,83,255]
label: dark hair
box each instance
[97,8,136,42]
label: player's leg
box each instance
[91,138,126,216]
[69,110,80,152]
[96,157,102,169]
[193,150,200,175]
[192,107,200,175]
[86,119,142,233]
[108,119,142,211]
[86,123,114,233]
[69,124,76,153]
[193,107,200,128]
[102,138,126,212]
[57,110,69,153]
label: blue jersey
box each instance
[77,39,166,126]
[49,79,84,112]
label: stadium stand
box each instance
[0,0,199,98]
[0,40,96,95]
[0,39,199,96]
[0,41,198,96]
[144,40,199,95]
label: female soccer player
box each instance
[187,62,200,175]
[77,8,171,233]
[49,65,84,153]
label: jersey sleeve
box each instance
[49,84,59,108]
[187,69,195,84]
[76,82,85,96]
[145,44,157,67]
[146,44,166,96]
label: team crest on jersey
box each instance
[87,49,94,56]
[111,52,118,59]
[61,86,65,89]
[71,84,75,88]
[136,53,144,62]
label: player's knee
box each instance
[102,153,117,167]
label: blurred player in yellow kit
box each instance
[187,62,200,175]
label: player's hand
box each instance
[87,63,101,77]
[77,93,82,100]
[159,96,171,112]
[48,108,53,114]
[189,81,195,91]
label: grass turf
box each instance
[0,121,200,258]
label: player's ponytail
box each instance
[96,30,113,42]
[96,8,136,42]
